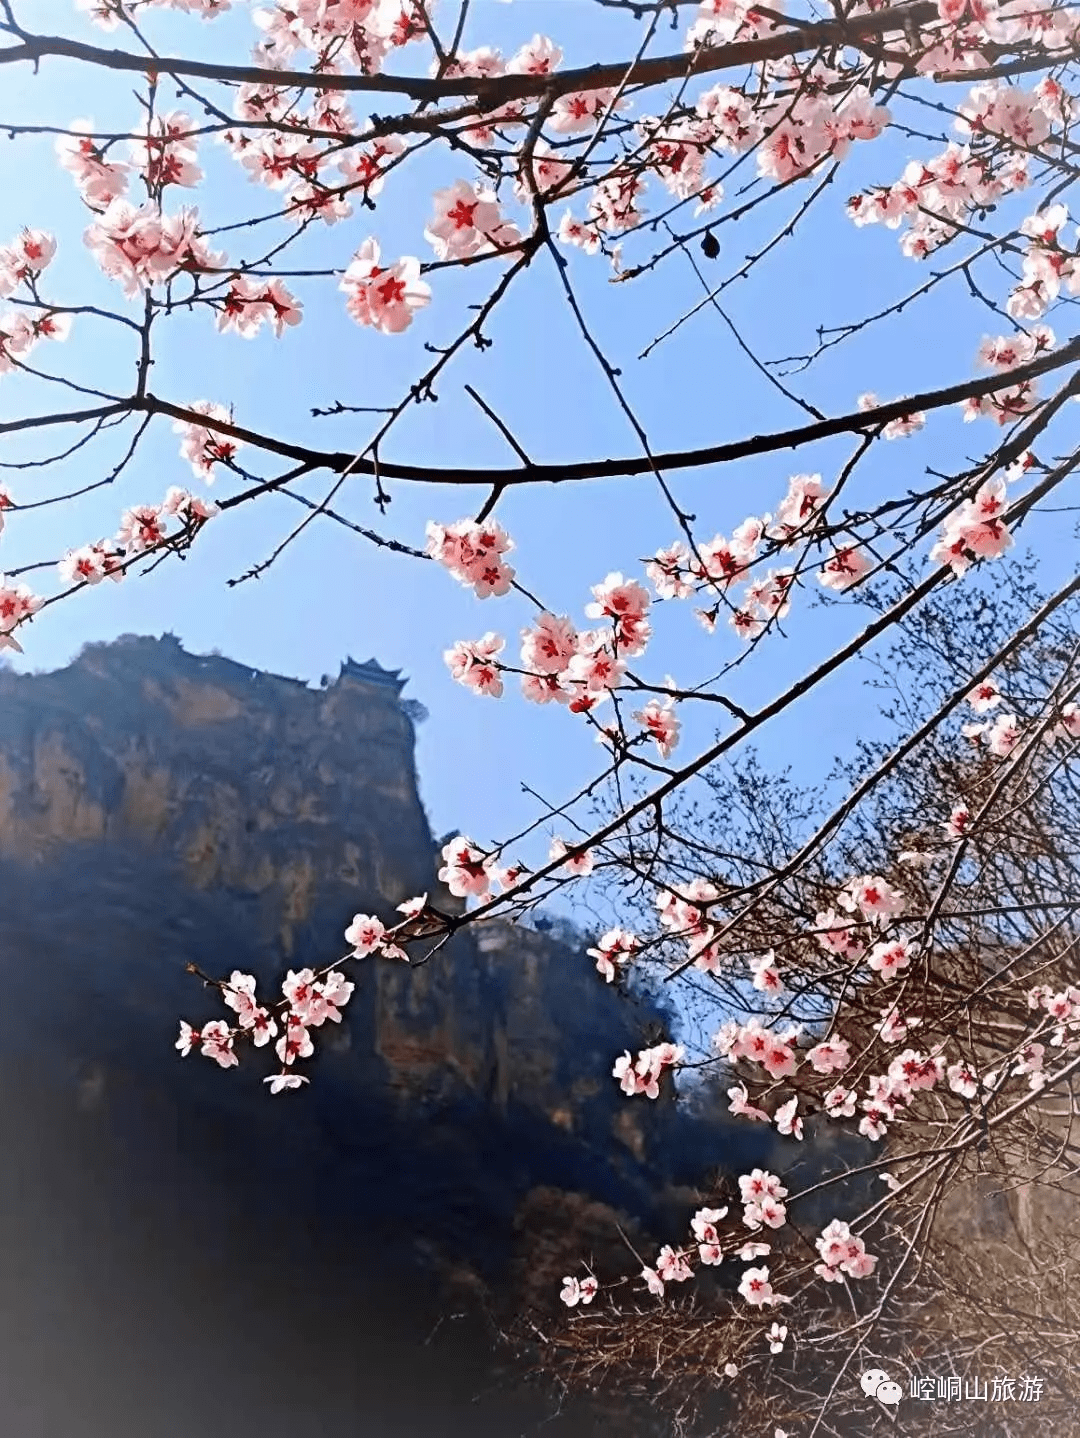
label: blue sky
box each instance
[2,0,1076,902]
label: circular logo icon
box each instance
[860,1369,892,1398]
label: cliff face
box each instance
[0,634,771,1294]
[0,636,439,950]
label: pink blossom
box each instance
[1011,1041,1045,1078]
[877,1005,921,1044]
[0,575,43,649]
[657,880,718,938]
[176,1020,199,1057]
[586,926,639,983]
[57,543,124,587]
[761,1038,798,1080]
[483,857,528,892]
[521,612,577,673]
[867,936,916,981]
[425,180,521,262]
[513,138,574,204]
[859,1104,890,1141]
[613,1050,642,1097]
[743,1194,788,1230]
[426,518,515,599]
[116,503,166,555]
[944,803,971,839]
[550,88,626,134]
[818,545,873,591]
[549,837,595,876]
[888,1048,944,1094]
[986,711,1021,756]
[161,488,219,525]
[585,572,652,657]
[769,473,828,541]
[222,971,260,1025]
[647,542,695,599]
[56,121,130,208]
[931,478,1014,575]
[817,1221,878,1279]
[806,1038,851,1075]
[438,836,491,898]
[641,1266,665,1297]
[560,1274,598,1306]
[275,1012,314,1066]
[340,238,431,334]
[614,1043,682,1098]
[85,200,214,297]
[445,633,506,698]
[217,277,302,338]
[507,33,563,75]
[1047,701,1080,745]
[729,608,766,641]
[173,401,240,482]
[839,875,906,925]
[200,1019,238,1069]
[857,393,926,439]
[0,228,57,297]
[727,1083,771,1123]
[557,211,603,255]
[282,968,318,1022]
[947,1061,979,1098]
[130,110,202,191]
[345,913,386,956]
[632,696,681,757]
[691,1206,729,1244]
[739,1266,786,1307]
[305,969,354,1027]
[261,279,304,337]
[824,1085,857,1118]
[656,1245,694,1283]
[0,310,37,374]
[749,950,783,994]
[563,634,625,696]
[739,1169,788,1203]
[774,1096,803,1140]
[222,971,277,1048]
[814,909,865,959]
[264,1073,310,1094]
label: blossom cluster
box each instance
[0,227,57,296]
[559,62,889,251]
[84,199,222,298]
[176,900,431,1091]
[340,238,430,334]
[612,1042,684,1098]
[0,304,71,376]
[0,575,44,654]
[847,78,1074,259]
[427,518,516,600]
[174,402,242,483]
[441,568,663,731]
[58,487,220,588]
[177,962,354,1092]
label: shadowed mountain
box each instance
[0,634,806,1436]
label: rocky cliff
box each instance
[0,635,789,1294]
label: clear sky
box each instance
[2,0,1076,900]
